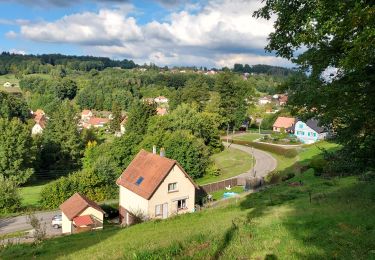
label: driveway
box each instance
[226,142,277,179]
[0,210,61,236]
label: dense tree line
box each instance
[0,52,137,75]
[233,63,295,76]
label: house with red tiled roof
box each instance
[81,109,93,122]
[154,96,168,104]
[31,109,47,135]
[116,149,198,226]
[273,116,296,133]
[60,193,105,234]
[156,107,167,116]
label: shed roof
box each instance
[116,150,198,200]
[73,215,94,227]
[60,193,104,220]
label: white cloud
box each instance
[15,0,291,67]
[5,30,18,39]
[10,49,27,55]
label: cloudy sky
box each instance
[0,0,292,68]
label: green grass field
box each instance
[0,74,19,87]
[19,184,45,207]
[232,133,262,142]
[2,170,373,259]
[196,147,252,185]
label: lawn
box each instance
[210,186,245,200]
[0,74,19,87]
[196,147,252,185]
[232,133,262,142]
[19,184,46,207]
[2,171,373,259]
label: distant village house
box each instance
[273,116,295,133]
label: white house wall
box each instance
[119,186,149,217]
[61,212,72,234]
[148,165,196,218]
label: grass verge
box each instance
[196,147,252,185]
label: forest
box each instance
[0,55,295,212]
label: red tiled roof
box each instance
[82,109,92,116]
[273,117,295,128]
[279,95,288,103]
[116,150,198,200]
[88,117,109,126]
[156,107,167,116]
[73,215,94,227]
[59,193,105,220]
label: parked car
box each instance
[52,214,62,229]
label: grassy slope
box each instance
[2,171,374,259]
[196,147,252,185]
[232,133,262,142]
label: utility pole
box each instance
[226,123,229,145]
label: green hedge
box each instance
[231,140,298,158]
[40,157,120,209]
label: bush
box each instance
[309,157,328,174]
[232,140,298,158]
[281,172,295,181]
[0,176,21,214]
[265,171,281,184]
[205,163,221,176]
[40,156,120,209]
[358,171,375,182]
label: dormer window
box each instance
[168,182,177,192]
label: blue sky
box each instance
[0,0,291,68]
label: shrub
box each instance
[205,163,221,176]
[265,171,281,184]
[281,172,295,181]
[40,156,120,209]
[0,176,21,214]
[309,157,328,174]
[358,171,375,182]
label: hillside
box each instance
[1,169,374,259]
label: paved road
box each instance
[225,142,277,179]
[0,210,61,236]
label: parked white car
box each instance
[51,214,62,229]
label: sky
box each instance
[0,0,292,68]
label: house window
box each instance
[168,182,177,192]
[155,204,162,216]
[177,199,186,210]
[308,132,310,136]
[313,133,317,137]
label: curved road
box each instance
[226,142,277,179]
[1,143,277,237]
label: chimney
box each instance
[160,147,165,157]
[152,145,157,154]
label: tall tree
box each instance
[0,118,35,184]
[42,101,83,170]
[126,101,156,136]
[255,0,375,170]
[215,71,253,128]
[0,91,30,121]
[110,102,122,133]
